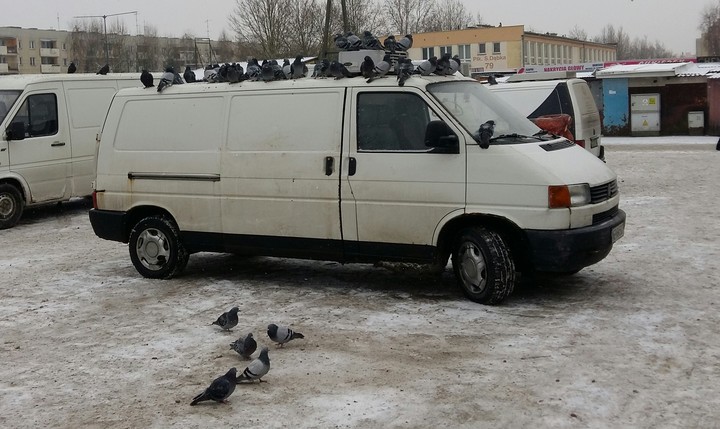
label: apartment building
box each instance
[0,27,71,74]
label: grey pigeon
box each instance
[361,31,383,50]
[96,63,109,75]
[183,66,196,83]
[212,307,239,330]
[282,60,292,79]
[204,64,219,82]
[397,58,414,86]
[238,347,270,382]
[383,35,397,53]
[312,59,330,78]
[140,69,154,88]
[487,75,498,85]
[435,53,452,76]
[260,62,275,82]
[230,333,257,359]
[334,33,350,51]
[397,34,413,51]
[416,56,437,76]
[449,55,461,75]
[267,323,304,347]
[290,55,307,79]
[360,56,375,79]
[246,58,261,80]
[346,32,362,50]
[157,67,176,92]
[67,62,76,74]
[172,69,185,84]
[271,60,286,80]
[226,64,243,83]
[329,61,352,80]
[366,54,392,83]
[190,367,238,405]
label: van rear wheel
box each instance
[452,227,515,304]
[129,216,189,279]
[0,184,24,230]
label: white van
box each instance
[487,77,604,159]
[89,75,625,305]
[0,73,153,229]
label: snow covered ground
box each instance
[0,137,719,428]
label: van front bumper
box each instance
[524,209,625,273]
[89,209,128,243]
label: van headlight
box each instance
[548,184,591,208]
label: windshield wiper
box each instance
[489,133,537,142]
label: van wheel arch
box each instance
[0,181,26,229]
[128,214,189,279]
[123,206,175,242]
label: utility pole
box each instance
[73,11,137,67]
[320,0,348,59]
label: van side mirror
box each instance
[6,122,25,141]
[425,120,458,153]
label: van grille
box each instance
[590,180,618,204]
[593,205,619,225]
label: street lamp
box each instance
[73,11,137,67]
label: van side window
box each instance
[357,92,436,152]
[12,93,58,138]
[528,84,574,119]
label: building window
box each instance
[458,44,471,60]
[41,57,56,65]
[478,43,486,55]
[550,45,556,64]
[40,40,56,49]
[29,40,35,49]
[30,57,36,66]
[530,42,536,63]
[493,42,501,54]
[63,58,67,66]
[62,43,66,50]
[421,47,435,59]
[440,46,452,56]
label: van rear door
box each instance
[7,83,70,202]
[342,87,466,262]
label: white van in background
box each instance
[0,73,153,229]
[487,76,604,159]
[89,74,625,305]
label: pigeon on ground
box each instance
[260,62,275,82]
[67,62,76,74]
[246,58,261,80]
[190,367,238,405]
[140,69,154,88]
[346,32,362,50]
[212,307,240,330]
[360,56,375,79]
[361,31,383,50]
[435,53,452,76]
[238,347,270,382]
[329,61,352,79]
[267,323,304,347]
[312,59,331,78]
[157,67,177,92]
[96,63,109,75]
[230,333,257,359]
[397,58,414,86]
[416,56,437,76]
[334,33,350,51]
[397,34,413,52]
[183,66,196,83]
[366,54,392,83]
[290,55,307,79]
[449,55,461,75]
[383,35,397,53]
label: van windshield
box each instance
[427,81,544,145]
[0,90,22,124]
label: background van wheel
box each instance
[0,184,24,230]
[129,216,189,279]
[452,227,516,305]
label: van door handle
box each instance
[348,157,357,176]
[324,156,334,176]
[51,141,66,147]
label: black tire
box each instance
[0,183,24,230]
[452,226,516,305]
[128,216,189,279]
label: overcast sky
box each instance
[0,0,708,56]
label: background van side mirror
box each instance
[424,120,458,153]
[6,122,26,141]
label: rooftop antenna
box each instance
[73,11,138,66]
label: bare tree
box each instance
[228,0,291,58]
[137,24,161,71]
[422,0,473,32]
[383,0,435,35]
[700,1,720,55]
[593,24,674,60]
[69,19,105,72]
[568,25,588,41]
[215,30,237,63]
[287,0,324,55]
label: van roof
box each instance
[112,74,474,97]
[489,78,586,89]
[0,73,144,90]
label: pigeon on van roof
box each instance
[360,56,375,79]
[260,62,275,82]
[397,58,413,86]
[329,61,352,79]
[140,69,154,88]
[361,31,383,50]
[366,55,391,83]
[67,62,76,74]
[383,35,397,53]
[96,63,109,75]
[435,53,452,76]
[416,57,437,76]
[346,32,362,50]
[157,67,176,92]
[312,59,331,78]
[290,55,307,79]
[334,33,350,51]
[183,66,196,83]
[396,34,413,51]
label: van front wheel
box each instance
[452,227,515,304]
[0,184,24,230]
[129,216,189,279]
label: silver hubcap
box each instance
[458,242,487,294]
[0,193,15,218]
[135,228,170,271]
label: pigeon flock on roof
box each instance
[190,305,305,406]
